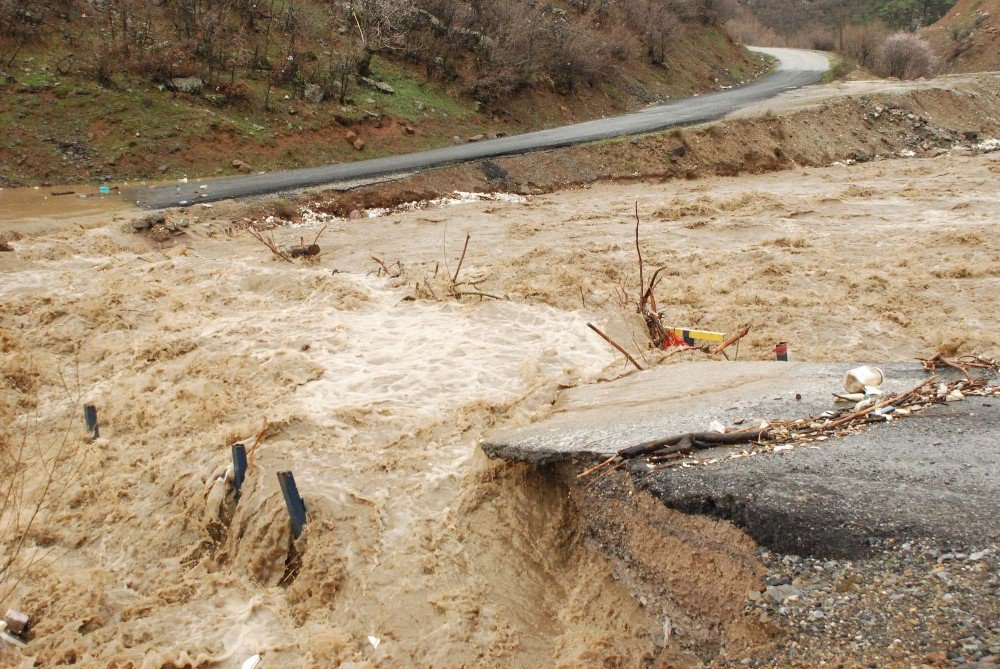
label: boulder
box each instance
[375,81,394,95]
[170,77,204,93]
[304,84,325,103]
[467,134,485,143]
[353,138,365,151]
[132,213,165,231]
[231,159,253,174]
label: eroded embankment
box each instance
[300,74,1000,216]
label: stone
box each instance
[133,213,165,231]
[345,130,358,143]
[348,209,362,220]
[304,83,325,103]
[413,100,426,111]
[170,77,204,93]
[404,126,416,135]
[353,138,365,151]
[158,164,169,173]
[467,134,485,142]
[3,609,28,637]
[765,584,803,604]
[452,136,463,145]
[375,81,394,95]
[231,160,253,174]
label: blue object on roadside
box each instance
[99,186,111,194]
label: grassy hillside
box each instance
[922,0,1000,71]
[0,1,768,187]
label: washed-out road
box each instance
[134,47,829,209]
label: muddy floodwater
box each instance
[1,151,999,666]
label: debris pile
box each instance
[130,212,189,242]
[579,355,998,479]
[243,223,327,263]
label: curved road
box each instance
[135,47,828,209]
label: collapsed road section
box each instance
[482,360,1000,558]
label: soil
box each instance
[1,76,999,667]
[924,0,1000,73]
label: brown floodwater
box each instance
[0,185,134,230]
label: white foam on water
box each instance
[295,275,610,435]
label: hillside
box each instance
[0,0,767,187]
[923,0,1000,71]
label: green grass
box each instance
[367,58,475,123]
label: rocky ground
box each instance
[735,541,998,668]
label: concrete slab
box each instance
[483,361,999,557]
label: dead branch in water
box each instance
[246,227,292,262]
[453,233,471,284]
[371,256,401,278]
[712,324,751,356]
[634,202,644,309]
[289,225,329,258]
[455,290,506,301]
[246,419,268,473]
[587,323,644,371]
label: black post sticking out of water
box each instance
[277,471,306,539]
[83,404,99,440]
[231,444,247,499]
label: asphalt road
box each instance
[134,47,829,209]
[484,362,999,558]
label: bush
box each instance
[842,21,890,69]
[877,31,937,79]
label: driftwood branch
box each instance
[246,227,292,262]
[453,233,471,284]
[634,202,644,310]
[587,323,644,371]
[712,324,751,356]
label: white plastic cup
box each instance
[843,366,884,393]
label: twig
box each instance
[454,291,505,300]
[634,202,643,310]
[371,256,397,277]
[587,323,644,371]
[311,224,328,247]
[452,233,471,284]
[246,419,268,473]
[577,453,618,479]
[246,227,292,262]
[712,324,751,356]
[802,375,938,433]
[920,354,974,383]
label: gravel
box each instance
[716,539,999,667]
